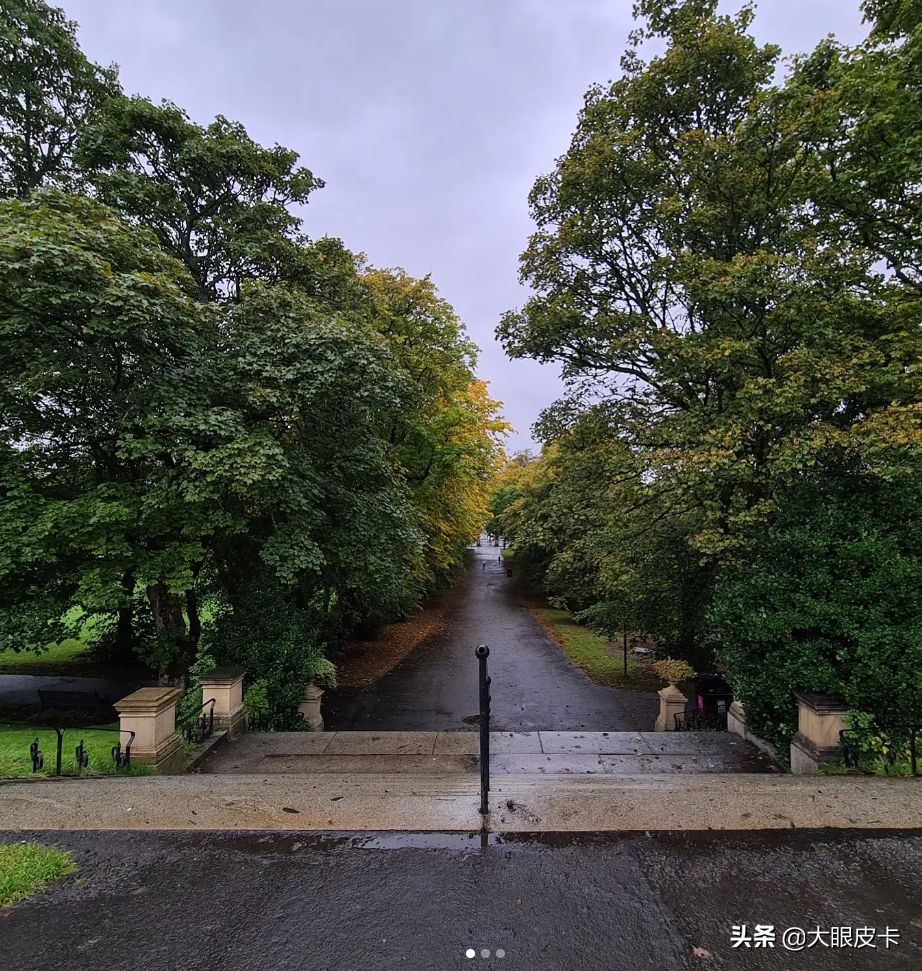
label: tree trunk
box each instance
[105,571,137,665]
[186,588,201,649]
[146,583,191,685]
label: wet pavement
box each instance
[198,730,778,774]
[2,828,921,970]
[326,544,657,732]
[0,674,150,708]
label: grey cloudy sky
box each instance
[59,0,868,449]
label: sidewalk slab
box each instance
[492,754,605,775]
[538,731,652,754]
[486,732,542,754]
[249,755,478,774]
[433,732,480,755]
[1,774,920,833]
[322,732,437,755]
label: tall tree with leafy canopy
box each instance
[492,417,711,659]
[0,0,119,197]
[707,476,922,745]
[0,192,429,679]
[796,0,922,297]
[499,0,922,556]
[0,0,509,706]
[76,97,323,300]
[0,192,215,668]
[364,268,508,586]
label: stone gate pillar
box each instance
[199,666,247,738]
[114,687,184,774]
[655,683,688,732]
[298,681,324,731]
[790,691,850,774]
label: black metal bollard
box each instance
[54,726,65,776]
[476,645,491,814]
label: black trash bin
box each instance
[696,674,733,716]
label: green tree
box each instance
[0,191,214,666]
[499,0,922,556]
[493,415,710,659]
[0,0,119,197]
[0,193,430,679]
[76,97,322,299]
[363,268,508,588]
[0,0,509,703]
[798,0,922,297]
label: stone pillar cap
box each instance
[114,687,183,713]
[792,690,848,713]
[199,666,246,684]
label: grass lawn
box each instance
[0,606,95,674]
[532,607,662,691]
[0,638,92,674]
[0,843,75,908]
[0,724,151,778]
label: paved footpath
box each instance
[198,730,778,774]
[1,772,919,832]
[0,673,150,707]
[1,828,921,970]
[326,543,658,732]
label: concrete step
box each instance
[2,772,920,833]
[198,730,778,775]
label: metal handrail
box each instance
[183,698,216,743]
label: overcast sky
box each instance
[59,0,868,449]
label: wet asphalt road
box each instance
[327,544,657,732]
[2,829,921,971]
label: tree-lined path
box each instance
[324,543,658,732]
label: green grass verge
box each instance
[0,725,153,778]
[0,843,75,908]
[0,606,95,673]
[532,607,662,691]
[0,638,92,674]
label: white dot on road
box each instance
[465,949,476,959]
[497,950,506,959]
[481,950,491,958]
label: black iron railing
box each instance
[245,706,306,733]
[673,707,728,732]
[476,644,491,815]
[183,698,216,743]
[1,722,135,776]
[839,728,920,776]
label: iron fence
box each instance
[673,708,728,732]
[1,721,134,776]
[245,706,307,733]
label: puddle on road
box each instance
[223,828,917,856]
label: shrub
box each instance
[652,659,695,684]
[207,578,334,730]
[706,478,922,749]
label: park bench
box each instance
[37,688,106,716]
